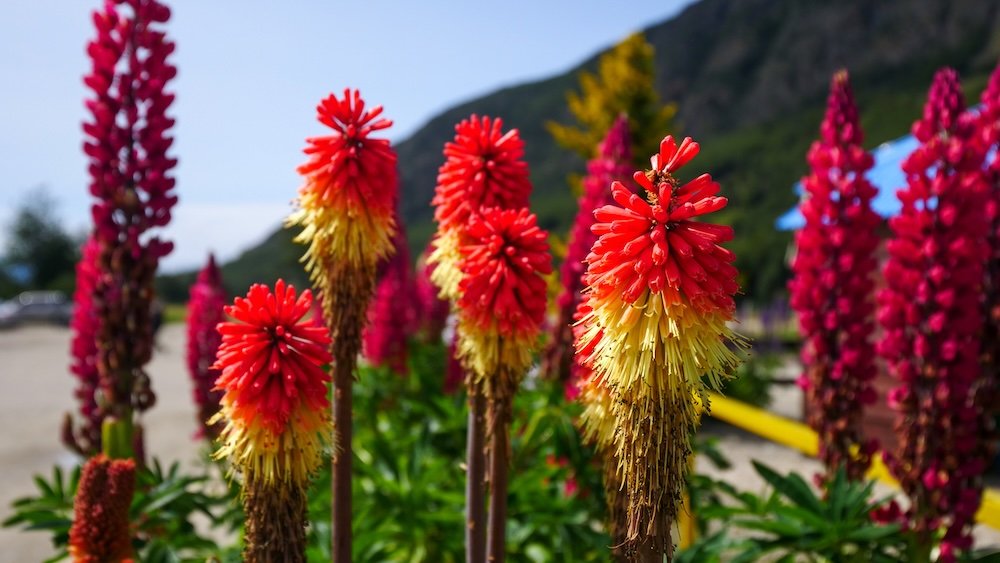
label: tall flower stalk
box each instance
[82,0,178,459]
[63,237,103,456]
[456,208,552,562]
[185,254,226,441]
[878,68,990,561]
[544,115,633,391]
[288,89,398,560]
[211,281,332,562]
[427,115,532,563]
[789,70,880,481]
[577,136,744,560]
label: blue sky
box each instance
[0,0,694,272]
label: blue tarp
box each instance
[774,134,919,231]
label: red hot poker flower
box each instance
[293,89,399,271]
[429,115,533,300]
[212,281,333,489]
[459,208,551,339]
[456,207,552,379]
[298,89,397,215]
[586,136,738,314]
[213,280,331,439]
[432,115,532,231]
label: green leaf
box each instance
[753,461,823,514]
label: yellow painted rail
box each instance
[704,392,1000,530]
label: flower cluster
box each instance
[789,71,880,481]
[212,280,332,486]
[428,115,532,300]
[63,237,103,456]
[68,454,136,563]
[576,135,744,557]
[291,89,398,281]
[364,228,413,374]
[878,68,991,559]
[83,0,178,427]
[185,254,226,440]
[544,115,633,393]
[456,207,552,383]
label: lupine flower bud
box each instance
[879,68,990,560]
[68,454,136,563]
[789,71,880,481]
[185,254,225,440]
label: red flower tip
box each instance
[458,207,552,338]
[297,88,398,212]
[69,454,135,563]
[432,115,532,231]
[213,280,333,436]
[585,135,737,312]
[912,68,965,142]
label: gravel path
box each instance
[1,324,997,561]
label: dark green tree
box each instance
[3,187,79,292]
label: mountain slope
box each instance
[159,0,1000,304]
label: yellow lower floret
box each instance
[288,190,395,285]
[427,228,464,302]
[212,402,331,488]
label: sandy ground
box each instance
[1,324,997,560]
[0,324,205,562]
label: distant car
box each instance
[0,291,74,327]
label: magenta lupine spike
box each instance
[82,0,178,453]
[543,115,633,390]
[878,68,991,560]
[414,243,450,341]
[789,71,880,482]
[363,228,413,375]
[979,62,1000,414]
[185,254,226,440]
[63,237,103,456]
